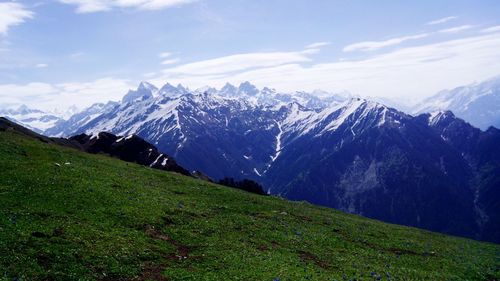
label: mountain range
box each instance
[413,76,500,130]
[1,79,500,242]
[0,105,64,134]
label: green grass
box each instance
[0,130,499,281]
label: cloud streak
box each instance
[161,50,312,76]
[58,0,196,13]
[426,16,457,25]
[0,3,33,35]
[306,42,331,49]
[161,58,180,65]
[343,33,429,52]
[438,25,473,34]
[481,25,500,33]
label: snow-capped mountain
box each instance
[49,105,80,120]
[413,76,500,130]
[0,105,64,133]
[46,82,348,179]
[43,81,500,242]
[45,101,119,137]
[122,81,159,104]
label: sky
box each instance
[1,0,500,112]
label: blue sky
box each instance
[1,0,500,111]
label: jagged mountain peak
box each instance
[158,82,183,96]
[194,85,217,95]
[138,81,158,92]
[177,83,189,92]
[122,82,158,104]
[261,87,276,95]
[306,98,408,138]
[427,110,456,126]
[220,82,238,96]
[238,81,259,96]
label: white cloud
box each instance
[70,52,85,58]
[151,33,500,102]
[426,16,458,25]
[481,25,500,33]
[343,33,428,52]
[36,63,49,68]
[438,25,473,34]
[0,78,133,111]
[0,3,33,35]
[161,58,180,65]
[159,52,172,58]
[0,82,56,101]
[305,42,331,49]
[58,0,196,13]
[160,51,312,76]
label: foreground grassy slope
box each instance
[0,130,498,281]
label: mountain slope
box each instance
[421,111,500,243]
[263,98,500,243]
[413,76,500,130]
[47,81,500,242]
[1,122,499,280]
[69,132,191,177]
[44,101,119,137]
[264,101,481,239]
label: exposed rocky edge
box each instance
[191,170,213,182]
[1,117,267,196]
[69,132,191,177]
[0,117,191,177]
[218,177,267,195]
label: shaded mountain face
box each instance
[69,132,191,177]
[421,111,500,243]
[264,105,481,239]
[413,76,500,130]
[0,117,191,178]
[44,81,500,242]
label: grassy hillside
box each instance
[0,129,499,281]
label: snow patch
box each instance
[270,121,283,162]
[150,154,163,167]
[161,157,169,166]
[253,168,262,177]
